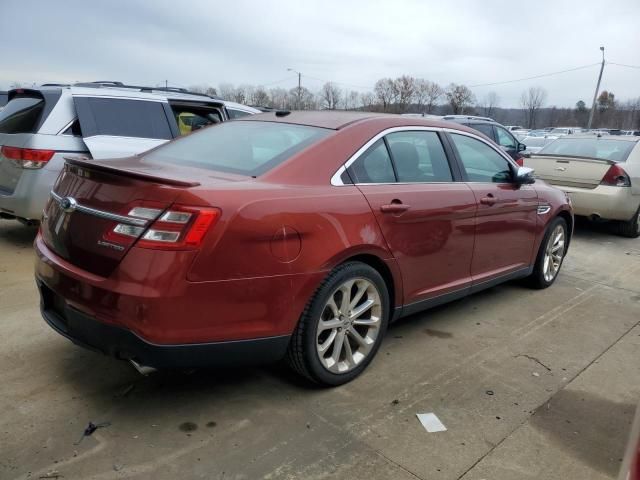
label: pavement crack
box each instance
[515,354,552,372]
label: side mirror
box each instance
[517,143,527,152]
[515,166,535,184]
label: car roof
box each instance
[27,83,225,104]
[239,110,480,132]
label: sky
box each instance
[1,0,639,107]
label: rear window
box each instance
[0,96,45,133]
[146,121,331,176]
[538,137,636,162]
[74,97,172,140]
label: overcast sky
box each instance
[1,0,638,107]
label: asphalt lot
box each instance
[1,219,639,480]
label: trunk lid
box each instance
[41,157,202,277]
[525,154,613,189]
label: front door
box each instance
[447,132,538,282]
[347,130,477,306]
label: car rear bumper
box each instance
[38,280,290,368]
[558,184,639,221]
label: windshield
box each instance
[538,137,636,162]
[146,120,331,176]
[522,137,548,147]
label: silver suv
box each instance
[0,82,259,224]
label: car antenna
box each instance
[275,110,291,117]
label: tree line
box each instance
[188,76,639,130]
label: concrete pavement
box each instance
[0,219,638,480]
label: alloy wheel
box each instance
[316,278,382,374]
[543,225,565,282]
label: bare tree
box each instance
[360,92,376,111]
[520,86,547,128]
[269,88,289,109]
[341,90,360,110]
[374,78,397,112]
[423,81,444,114]
[445,83,475,114]
[320,82,342,110]
[393,75,416,113]
[218,83,235,101]
[251,87,270,107]
[479,91,500,117]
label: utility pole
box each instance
[165,79,168,89]
[587,46,605,130]
[287,68,302,109]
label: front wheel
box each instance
[527,217,568,289]
[287,262,389,386]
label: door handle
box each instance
[480,194,497,206]
[380,202,410,214]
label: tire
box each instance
[527,217,568,289]
[287,262,390,386]
[615,206,640,238]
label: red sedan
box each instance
[35,112,572,385]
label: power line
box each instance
[608,62,640,69]
[260,75,299,87]
[468,63,601,88]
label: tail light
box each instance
[105,205,220,250]
[601,164,631,187]
[515,157,524,167]
[1,146,55,169]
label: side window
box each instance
[227,108,251,119]
[495,127,517,149]
[74,97,172,139]
[347,139,396,184]
[450,134,513,183]
[386,131,453,182]
[472,123,494,140]
[174,110,221,136]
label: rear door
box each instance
[347,129,477,306]
[447,132,538,282]
[72,94,175,159]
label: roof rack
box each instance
[72,81,222,100]
[442,114,495,122]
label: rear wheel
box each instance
[615,206,640,238]
[527,217,568,289]
[287,262,389,386]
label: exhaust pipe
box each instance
[129,359,157,376]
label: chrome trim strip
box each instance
[330,125,518,186]
[50,191,149,227]
[537,205,551,215]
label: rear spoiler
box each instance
[64,156,201,188]
[530,154,615,165]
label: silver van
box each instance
[0,82,259,224]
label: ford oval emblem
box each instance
[60,196,77,213]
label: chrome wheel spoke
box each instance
[318,317,342,332]
[316,276,383,374]
[350,298,374,319]
[542,225,565,282]
[318,329,337,353]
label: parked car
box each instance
[623,130,640,136]
[443,116,527,163]
[0,91,7,109]
[0,82,259,225]
[549,127,581,136]
[35,112,572,385]
[521,135,558,155]
[505,125,525,131]
[525,135,640,237]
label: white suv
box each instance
[0,82,260,224]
